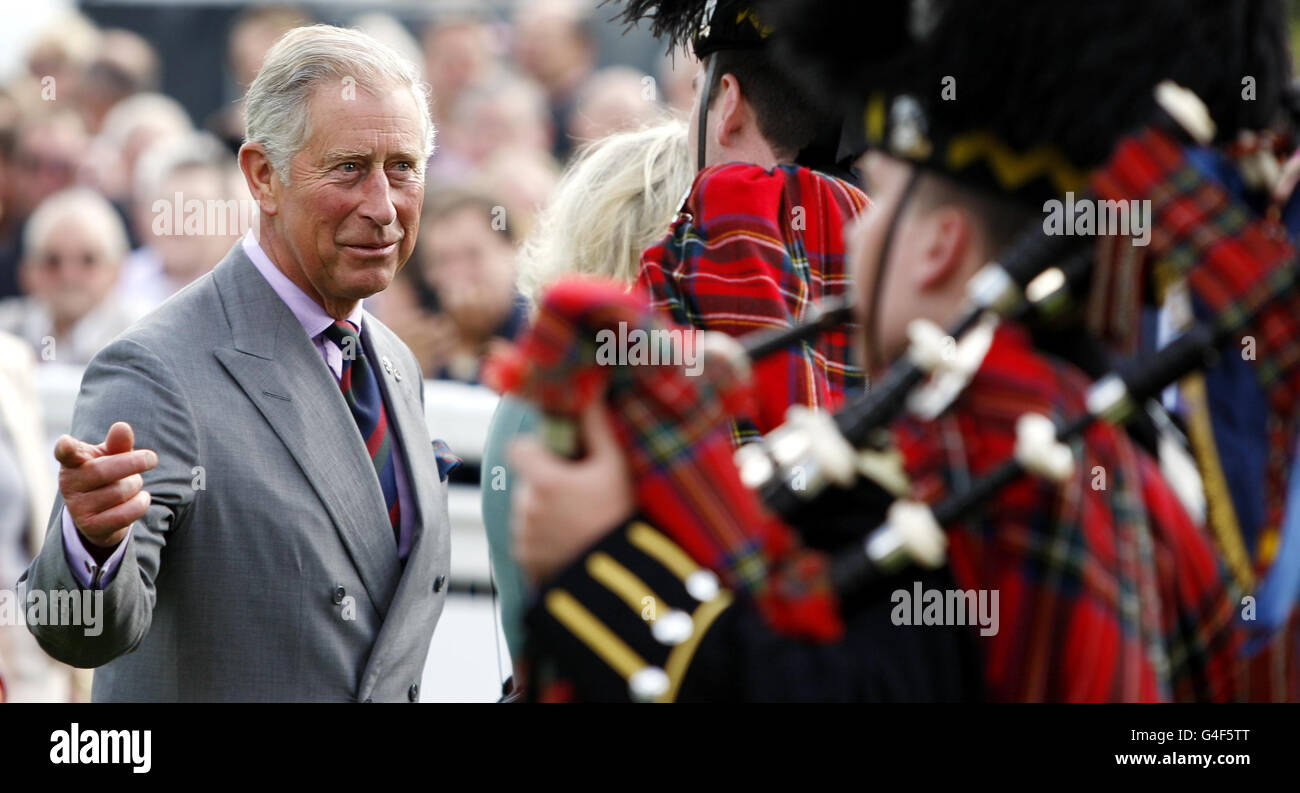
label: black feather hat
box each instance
[756,0,1294,205]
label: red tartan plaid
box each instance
[487,279,842,640]
[637,163,868,444]
[1091,126,1300,570]
[892,324,1244,701]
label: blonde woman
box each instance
[481,120,692,673]
[514,119,692,309]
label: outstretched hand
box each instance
[54,421,157,548]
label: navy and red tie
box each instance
[323,320,401,544]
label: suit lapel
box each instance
[359,319,450,695]
[210,248,400,616]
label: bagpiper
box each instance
[499,0,1300,701]
[620,0,869,444]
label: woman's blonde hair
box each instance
[516,119,692,309]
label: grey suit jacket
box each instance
[20,243,452,702]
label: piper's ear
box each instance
[713,72,746,150]
[239,142,280,216]
[913,206,972,291]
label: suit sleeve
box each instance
[524,517,981,702]
[18,337,200,668]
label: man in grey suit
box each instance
[19,25,454,701]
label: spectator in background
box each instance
[567,66,664,147]
[0,87,27,297]
[422,13,501,129]
[387,187,524,384]
[657,45,699,117]
[421,13,505,184]
[208,5,315,153]
[75,29,163,136]
[0,329,84,702]
[0,111,89,299]
[0,187,142,366]
[118,132,244,312]
[512,0,598,162]
[23,10,100,108]
[351,12,425,81]
[90,92,193,212]
[480,120,692,665]
[472,146,560,243]
[515,119,691,305]
[9,111,88,222]
[442,74,553,181]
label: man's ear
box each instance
[238,142,279,216]
[713,72,747,150]
[912,206,973,291]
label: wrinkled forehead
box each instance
[300,82,428,157]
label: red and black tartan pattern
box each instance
[637,163,868,444]
[892,324,1244,701]
[1091,126,1300,568]
[1089,126,1300,701]
[487,279,841,640]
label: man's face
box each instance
[421,205,515,335]
[847,151,928,373]
[14,124,84,217]
[152,167,240,287]
[271,83,425,313]
[513,4,591,91]
[24,217,121,327]
[464,93,548,163]
[425,23,491,101]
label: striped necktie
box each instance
[322,320,401,545]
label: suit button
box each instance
[332,585,346,605]
[408,684,419,702]
[433,575,446,593]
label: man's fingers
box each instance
[53,435,96,468]
[53,422,143,470]
[578,401,621,459]
[67,474,145,517]
[103,421,135,456]
[61,449,157,493]
[77,489,151,539]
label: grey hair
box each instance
[516,119,692,310]
[243,24,435,184]
[23,187,129,265]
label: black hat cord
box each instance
[696,56,719,172]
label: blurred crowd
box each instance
[0,0,696,701]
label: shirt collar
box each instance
[242,230,365,340]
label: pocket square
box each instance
[432,438,462,481]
